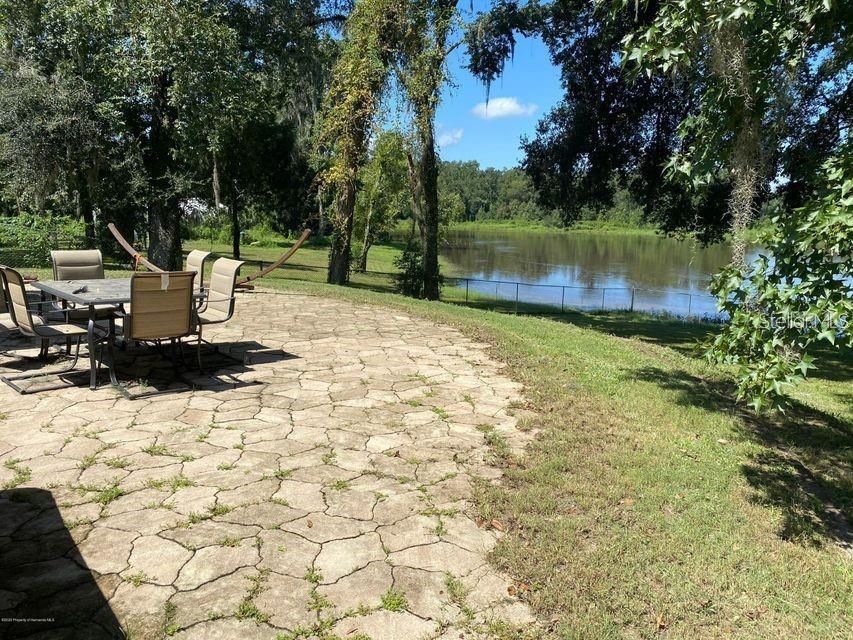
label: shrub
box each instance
[393,239,424,298]
[0,213,85,266]
[243,222,292,247]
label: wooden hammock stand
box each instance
[107,223,311,288]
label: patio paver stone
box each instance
[0,290,534,639]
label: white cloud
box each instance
[471,97,537,120]
[437,128,464,148]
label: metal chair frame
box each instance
[0,267,109,394]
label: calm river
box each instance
[440,229,744,317]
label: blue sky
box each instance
[435,27,563,170]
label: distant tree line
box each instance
[438,159,651,226]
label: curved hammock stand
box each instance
[107,223,312,287]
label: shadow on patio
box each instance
[0,488,124,639]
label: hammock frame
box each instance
[106,223,311,287]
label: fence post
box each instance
[630,287,635,312]
[601,287,606,310]
[515,282,519,314]
[465,279,469,303]
[687,293,692,317]
[561,286,565,313]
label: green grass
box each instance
[184,235,460,292]
[380,587,408,612]
[258,277,851,639]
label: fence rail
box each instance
[441,276,722,319]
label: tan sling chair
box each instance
[0,266,15,337]
[185,249,212,289]
[0,266,108,394]
[111,271,197,398]
[192,258,244,370]
[50,250,121,322]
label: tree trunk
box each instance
[77,180,95,247]
[327,178,356,285]
[356,203,373,272]
[231,202,241,260]
[148,201,181,269]
[407,152,425,245]
[418,122,440,300]
[146,72,182,270]
[212,153,222,212]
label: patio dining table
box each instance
[31,278,205,391]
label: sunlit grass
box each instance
[259,276,852,639]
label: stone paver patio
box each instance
[0,290,534,639]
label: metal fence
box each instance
[441,276,723,319]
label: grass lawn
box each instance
[184,236,464,292]
[18,237,851,637]
[257,276,851,639]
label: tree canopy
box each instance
[0,0,338,265]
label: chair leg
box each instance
[0,336,82,394]
[97,328,131,399]
[177,337,187,367]
[196,325,204,372]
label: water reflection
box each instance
[441,230,747,317]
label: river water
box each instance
[440,229,743,317]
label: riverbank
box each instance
[261,277,852,639]
[447,219,660,235]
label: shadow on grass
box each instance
[632,365,853,552]
[550,310,714,355]
[0,488,124,638]
[547,309,853,386]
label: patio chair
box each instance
[0,266,51,360]
[51,250,106,280]
[0,266,14,336]
[193,258,244,370]
[102,271,197,399]
[185,250,211,289]
[0,266,105,393]
[122,271,197,344]
[50,250,120,322]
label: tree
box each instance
[396,0,459,300]
[354,130,410,272]
[709,147,852,410]
[466,0,734,239]
[0,58,104,238]
[314,0,405,284]
[466,0,851,407]
[612,0,851,406]
[0,0,340,265]
[195,0,336,259]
